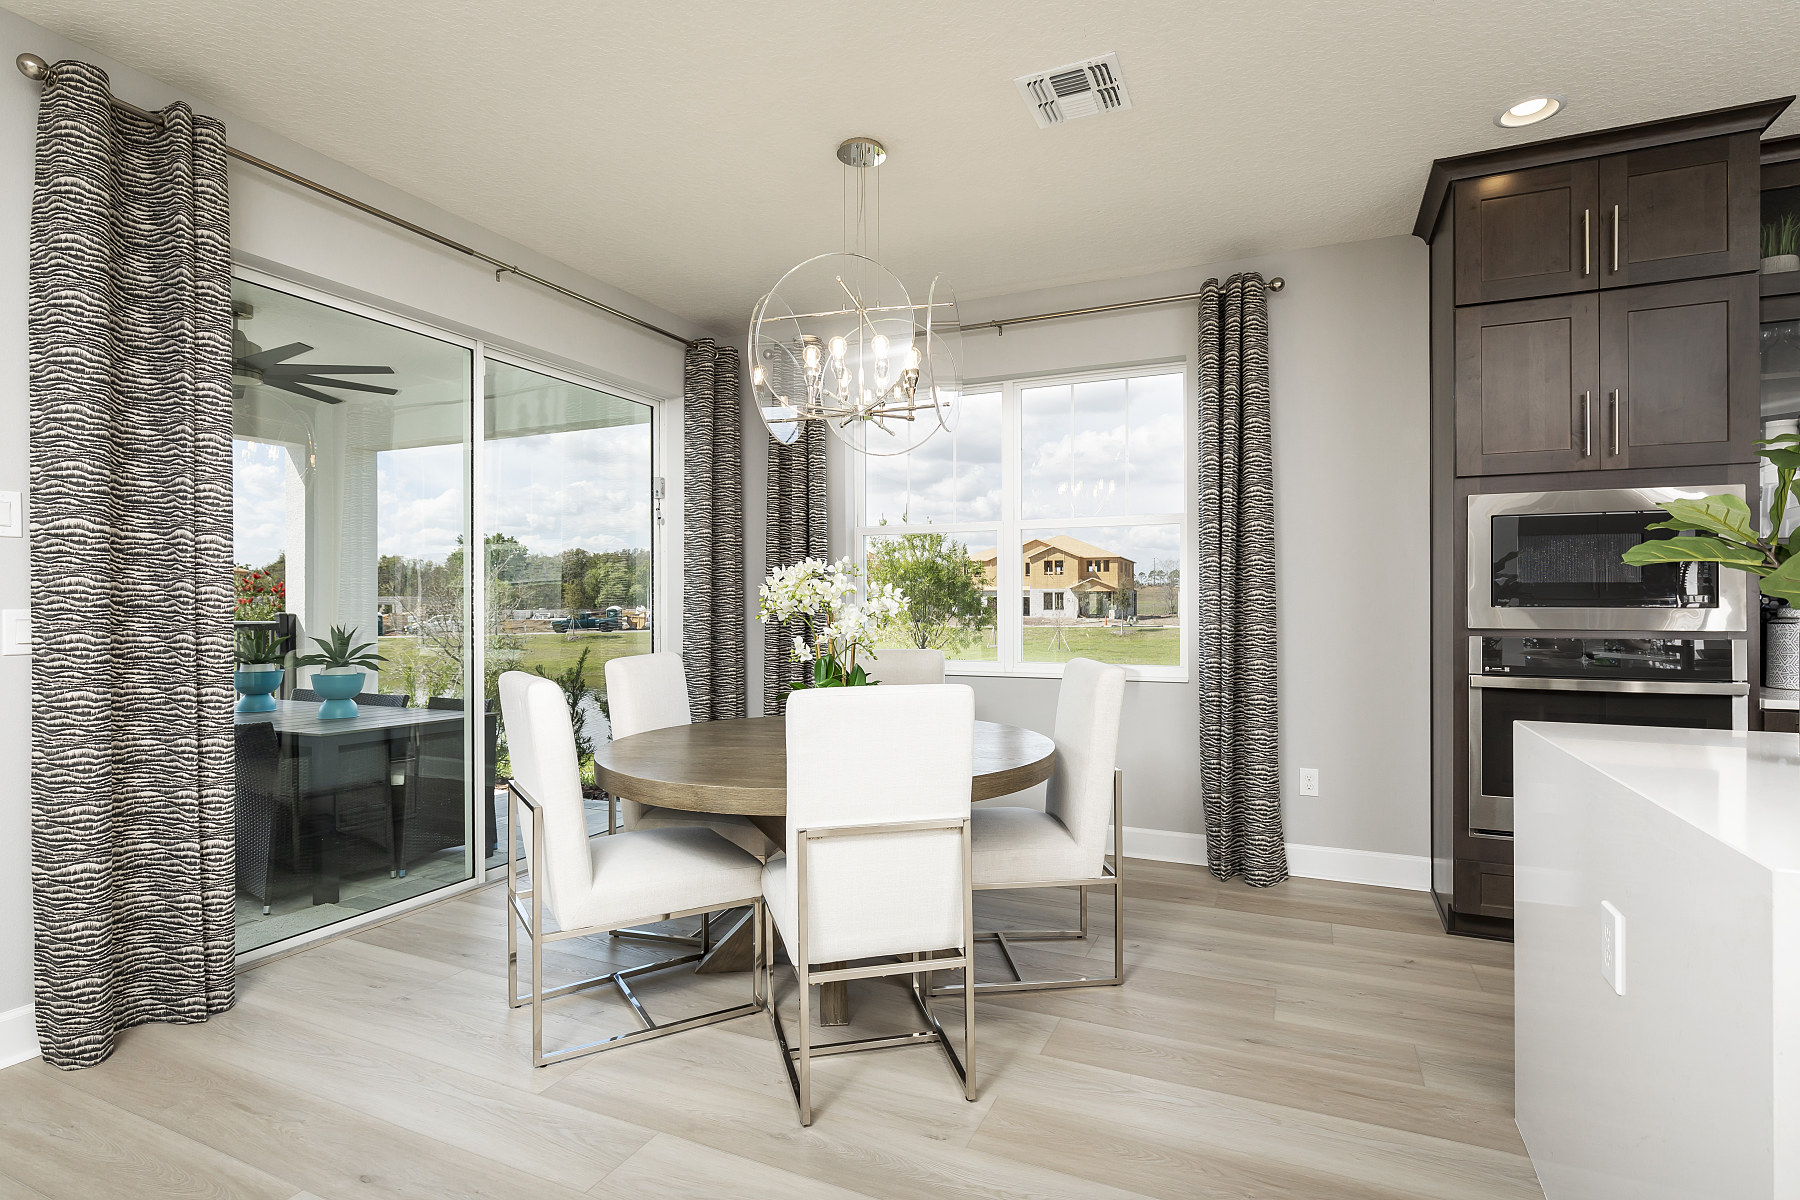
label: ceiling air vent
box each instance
[1014,53,1131,129]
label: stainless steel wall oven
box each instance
[1467,635,1748,835]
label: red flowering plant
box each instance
[234,565,287,622]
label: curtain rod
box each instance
[15,52,697,349]
[963,276,1286,336]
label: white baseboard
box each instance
[0,1004,38,1070]
[1111,825,1430,892]
[1282,842,1432,891]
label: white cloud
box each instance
[233,440,286,567]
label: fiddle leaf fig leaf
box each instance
[1763,448,1800,472]
[1645,495,1758,545]
[1620,536,1770,575]
[1761,553,1800,604]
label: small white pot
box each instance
[1763,254,1800,275]
[240,662,283,674]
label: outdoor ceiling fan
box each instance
[231,301,398,404]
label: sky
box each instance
[863,372,1185,527]
[233,421,652,569]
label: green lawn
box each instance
[1022,624,1180,666]
[376,630,652,700]
[511,630,652,690]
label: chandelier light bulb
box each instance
[804,343,820,369]
[752,365,765,388]
[906,345,921,370]
[872,333,888,359]
[830,335,846,362]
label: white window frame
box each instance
[231,266,674,967]
[851,361,1192,684]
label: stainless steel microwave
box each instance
[1467,485,1749,633]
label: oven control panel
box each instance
[1475,636,1740,683]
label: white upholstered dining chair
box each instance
[605,652,776,859]
[862,647,944,685]
[498,671,766,1066]
[935,656,1127,997]
[760,684,978,1125]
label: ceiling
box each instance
[15,0,1800,330]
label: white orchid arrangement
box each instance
[758,556,906,688]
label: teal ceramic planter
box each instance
[310,671,366,719]
[233,666,284,714]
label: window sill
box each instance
[944,662,1190,685]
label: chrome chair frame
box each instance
[762,816,977,1126]
[505,777,762,1067]
[931,770,1125,998]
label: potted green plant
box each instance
[293,624,385,719]
[1762,211,1800,275]
[233,627,288,714]
[1621,436,1800,639]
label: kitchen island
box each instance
[1514,723,1800,1200]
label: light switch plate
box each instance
[1600,899,1626,996]
[0,491,19,538]
[1,609,29,655]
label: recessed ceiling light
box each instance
[1496,95,1565,128]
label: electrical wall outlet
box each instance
[0,491,19,538]
[1297,767,1319,797]
[1600,900,1626,995]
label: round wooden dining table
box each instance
[593,715,1056,1024]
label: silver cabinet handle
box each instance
[1609,388,1621,456]
[1583,209,1591,276]
[1581,390,1591,456]
[1612,204,1620,273]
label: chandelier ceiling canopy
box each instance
[750,138,962,456]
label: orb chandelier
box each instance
[749,137,962,456]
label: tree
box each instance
[865,531,994,652]
[533,646,605,769]
[419,534,525,705]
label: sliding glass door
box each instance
[231,274,476,954]
[482,358,657,869]
[230,273,665,956]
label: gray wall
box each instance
[0,8,698,1036]
[834,236,1431,860]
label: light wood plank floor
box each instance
[0,859,1542,1200]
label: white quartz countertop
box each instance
[1518,723,1800,874]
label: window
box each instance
[857,365,1188,679]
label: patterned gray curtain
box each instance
[682,338,747,720]
[28,61,236,1069]
[762,423,828,712]
[1197,273,1285,887]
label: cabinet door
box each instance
[1455,294,1601,476]
[1598,133,1760,287]
[1599,275,1757,469]
[1454,161,1598,305]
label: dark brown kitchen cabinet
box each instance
[1455,293,1600,475]
[1598,274,1759,468]
[1454,161,1598,305]
[1457,276,1757,476]
[1597,133,1761,287]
